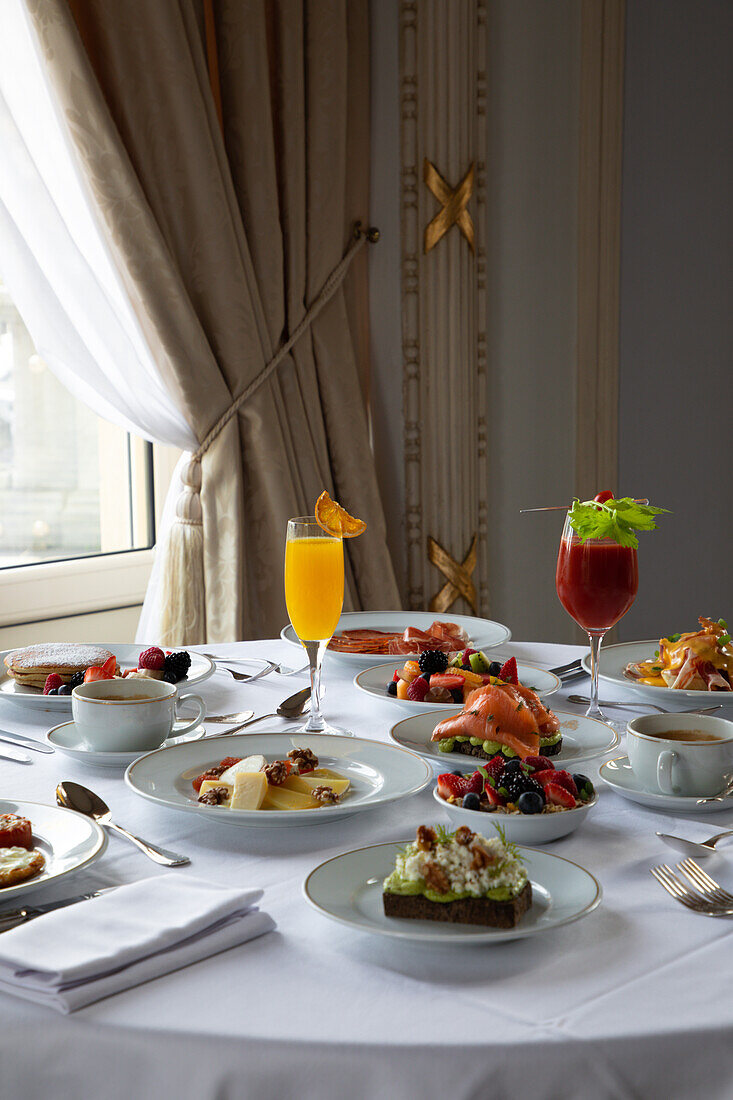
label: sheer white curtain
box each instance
[0,0,196,636]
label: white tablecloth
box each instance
[1,640,732,1100]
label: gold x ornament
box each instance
[427,533,478,614]
[423,159,475,254]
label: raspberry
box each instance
[139,646,165,671]
[406,675,429,702]
[43,674,63,695]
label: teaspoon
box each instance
[656,828,733,859]
[56,781,190,867]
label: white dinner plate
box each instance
[582,639,733,706]
[46,720,206,769]
[125,732,432,828]
[281,611,511,668]
[599,755,733,814]
[303,841,601,943]
[390,709,619,769]
[0,644,215,713]
[355,659,560,712]
[0,798,106,901]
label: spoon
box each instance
[56,781,190,867]
[656,828,733,859]
[567,694,722,716]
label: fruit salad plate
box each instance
[0,798,106,902]
[0,644,214,713]
[281,611,511,669]
[125,733,432,828]
[581,639,733,707]
[389,709,619,768]
[303,842,601,944]
[355,659,560,712]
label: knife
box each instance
[0,727,54,751]
[0,886,118,933]
[0,731,53,755]
[0,743,32,764]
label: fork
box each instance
[649,863,733,916]
[567,694,722,716]
[678,859,733,908]
[203,654,308,678]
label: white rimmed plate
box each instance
[582,639,733,706]
[125,732,432,828]
[46,720,206,769]
[389,709,619,768]
[0,644,214,713]
[303,841,601,943]
[434,786,599,844]
[281,611,511,668]
[599,755,733,814]
[355,659,560,712]
[0,798,106,901]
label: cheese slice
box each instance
[198,779,233,807]
[219,755,267,785]
[282,774,350,797]
[230,771,268,810]
[312,767,346,781]
[262,785,320,811]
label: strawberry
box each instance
[482,754,506,784]
[498,657,518,684]
[485,785,506,807]
[549,770,579,798]
[139,646,165,671]
[461,648,477,666]
[43,674,63,695]
[392,669,401,682]
[437,773,472,800]
[464,770,484,795]
[532,769,557,790]
[406,676,429,702]
[429,673,465,691]
[84,655,117,683]
[523,754,555,773]
[544,782,576,809]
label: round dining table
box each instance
[1,639,732,1100]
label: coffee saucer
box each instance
[46,720,206,769]
[599,755,733,814]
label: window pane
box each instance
[0,280,154,567]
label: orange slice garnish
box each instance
[314,491,366,538]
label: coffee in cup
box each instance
[626,712,733,797]
[72,677,206,752]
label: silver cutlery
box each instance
[218,660,278,684]
[205,710,255,724]
[678,859,733,907]
[56,781,190,868]
[0,731,53,755]
[657,828,733,859]
[696,779,733,805]
[203,654,308,677]
[218,687,311,733]
[0,886,117,933]
[0,727,55,753]
[0,743,32,764]
[567,694,722,716]
[550,658,585,677]
[649,862,733,916]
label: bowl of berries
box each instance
[433,753,597,844]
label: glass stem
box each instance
[586,632,606,720]
[302,640,326,732]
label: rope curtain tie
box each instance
[175,221,380,526]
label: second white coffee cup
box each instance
[626,712,733,797]
[72,677,206,752]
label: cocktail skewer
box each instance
[519,499,648,514]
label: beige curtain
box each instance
[25,0,400,641]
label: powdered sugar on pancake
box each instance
[5,644,115,671]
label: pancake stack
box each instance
[4,644,116,690]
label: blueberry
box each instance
[463,792,481,811]
[572,773,594,799]
[517,790,544,815]
[58,683,73,696]
[503,758,523,773]
[387,681,397,696]
[450,689,463,704]
[489,661,501,677]
[47,687,58,696]
[451,769,464,776]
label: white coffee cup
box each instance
[626,712,733,797]
[72,677,206,752]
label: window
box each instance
[0,278,155,568]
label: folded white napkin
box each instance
[0,875,274,1013]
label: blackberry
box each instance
[418,649,449,676]
[497,766,543,804]
[163,650,192,683]
[68,670,85,689]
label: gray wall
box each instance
[617,0,733,639]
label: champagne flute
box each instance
[556,514,639,720]
[284,517,347,734]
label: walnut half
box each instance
[311,785,339,804]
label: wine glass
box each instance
[284,517,347,734]
[556,514,639,720]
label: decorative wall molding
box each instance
[576,0,626,500]
[399,0,489,613]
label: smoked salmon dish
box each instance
[431,682,562,761]
[328,621,469,656]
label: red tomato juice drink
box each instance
[556,536,638,634]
